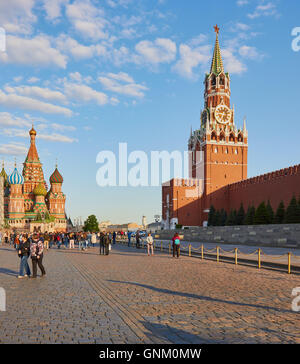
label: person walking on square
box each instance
[128,231,132,247]
[69,233,75,249]
[136,230,141,249]
[146,233,154,256]
[99,232,105,255]
[112,231,116,245]
[104,233,110,255]
[172,233,181,258]
[17,236,31,278]
[44,231,49,251]
[30,234,46,278]
[91,232,97,248]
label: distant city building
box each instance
[1,127,67,232]
[142,216,147,228]
[98,220,112,232]
[102,222,143,233]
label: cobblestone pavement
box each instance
[0,244,299,344]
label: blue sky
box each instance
[0,0,299,224]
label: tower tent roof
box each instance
[210,25,224,76]
[25,126,40,162]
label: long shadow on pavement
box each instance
[142,320,217,344]
[108,280,295,315]
[0,268,19,277]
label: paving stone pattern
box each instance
[0,244,299,344]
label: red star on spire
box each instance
[214,24,220,35]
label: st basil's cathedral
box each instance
[0,126,67,232]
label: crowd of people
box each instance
[0,229,181,279]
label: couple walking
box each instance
[18,234,46,278]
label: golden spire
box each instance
[210,24,224,75]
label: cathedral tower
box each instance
[189,25,248,213]
[47,165,66,220]
[8,164,25,220]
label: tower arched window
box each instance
[211,75,216,88]
[220,133,225,142]
[211,132,217,141]
[229,133,235,142]
[219,76,225,86]
[238,134,243,142]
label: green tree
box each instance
[214,210,221,226]
[253,202,268,225]
[208,205,216,226]
[244,206,256,225]
[285,196,300,224]
[220,209,227,226]
[236,203,245,225]
[226,209,237,226]
[83,215,99,232]
[274,201,285,224]
[266,200,274,224]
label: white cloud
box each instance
[0,90,72,116]
[135,38,177,64]
[172,44,211,79]
[237,0,249,6]
[51,123,76,131]
[222,48,247,74]
[99,74,148,98]
[248,2,280,19]
[4,85,67,103]
[27,77,40,83]
[43,0,69,20]
[0,112,31,128]
[0,34,67,68]
[0,142,28,155]
[2,127,77,143]
[66,0,109,40]
[64,83,109,105]
[239,45,264,60]
[0,0,36,34]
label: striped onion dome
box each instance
[49,167,63,184]
[33,183,47,197]
[8,167,24,185]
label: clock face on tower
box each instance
[215,104,232,124]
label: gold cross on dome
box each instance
[214,25,220,34]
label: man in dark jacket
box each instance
[17,236,31,278]
[99,232,105,255]
[104,233,110,255]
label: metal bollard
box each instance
[201,244,204,260]
[189,244,191,257]
[169,243,171,255]
[288,252,291,274]
[161,241,163,252]
[217,246,219,262]
[235,248,238,266]
[258,249,261,269]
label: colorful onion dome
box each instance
[29,125,37,136]
[33,183,47,196]
[49,167,63,184]
[8,167,24,185]
[0,163,8,182]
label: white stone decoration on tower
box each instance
[0,176,4,228]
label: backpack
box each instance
[174,238,180,245]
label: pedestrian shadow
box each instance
[0,267,19,277]
[107,280,295,315]
[141,320,218,344]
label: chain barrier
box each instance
[116,239,298,274]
